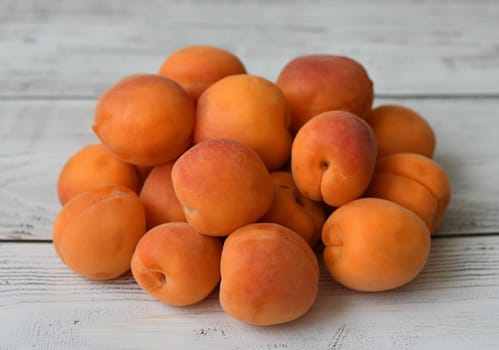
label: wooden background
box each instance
[1,0,499,348]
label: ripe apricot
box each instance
[171,139,274,237]
[364,105,436,158]
[93,74,195,166]
[276,54,374,133]
[57,144,141,205]
[158,45,246,102]
[131,222,223,306]
[291,110,377,207]
[220,223,319,326]
[139,161,186,229]
[366,153,451,233]
[260,171,325,247]
[322,198,431,292]
[53,185,146,280]
[367,173,438,232]
[194,74,292,170]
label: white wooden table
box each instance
[1,1,499,349]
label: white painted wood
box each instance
[1,98,498,240]
[1,0,499,96]
[1,237,499,349]
[0,100,97,240]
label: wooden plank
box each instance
[1,97,498,240]
[1,0,499,96]
[1,236,499,349]
[0,99,97,241]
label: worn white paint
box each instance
[0,0,499,96]
[1,237,499,349]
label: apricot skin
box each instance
[291,110,377,207]
[276,54,374,133]
[364,105,436,158]
[159,45,246,102]
[57,144,142,205]
[171,139,274,237]
[131,222,223,306]
[367,173,439,232]
[260,171,325,247]
[194,74,292,170]
[322,198,431,292]
[139,161,186,229]
[367,153,451,233]
[53,185,146,281]
[93,74,195,166]
[220,223,319,326]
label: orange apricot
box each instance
[93,74,195,166]
[367,173,439,232]
[131,222,223,306]
[194,74,292,170]
[291,110,377,207]
[367,153,451,233]
[364,105,436,158]
[139,161,186,229]
[276,54,374,133]
[57,144,141,205]
[53,185,146,280]
[220,223,319,326]
[260,171,325,247]
[171,139,274,237]
[322,198,431,292]
[158,45,246,102]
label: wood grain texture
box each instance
[1,1,498,349]
[1,236,499,349]
[1,97,498,240]
[0,0,499,97]
[0,100,97,240]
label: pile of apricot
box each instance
[53,45,451,326]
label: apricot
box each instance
[53,185,146,280]
[276,54,374,133]
[171,139,274,236]
[57,144,141,205]
[364,104,436,158]
[260,171,325,247]
[367,173,438,232]
[139,161,186,229]
[93,74,195,166]
[322,198,431,292]
[366,153,451,233]
[158,45,247,102]
[220,223,319,326]
[194,74,292,170]
[291,110,377,207]
[131,222,223,306]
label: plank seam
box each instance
[432,232,499,239]
[1,232,499,244]
[0,239,52,243]
[1,93,499,101]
